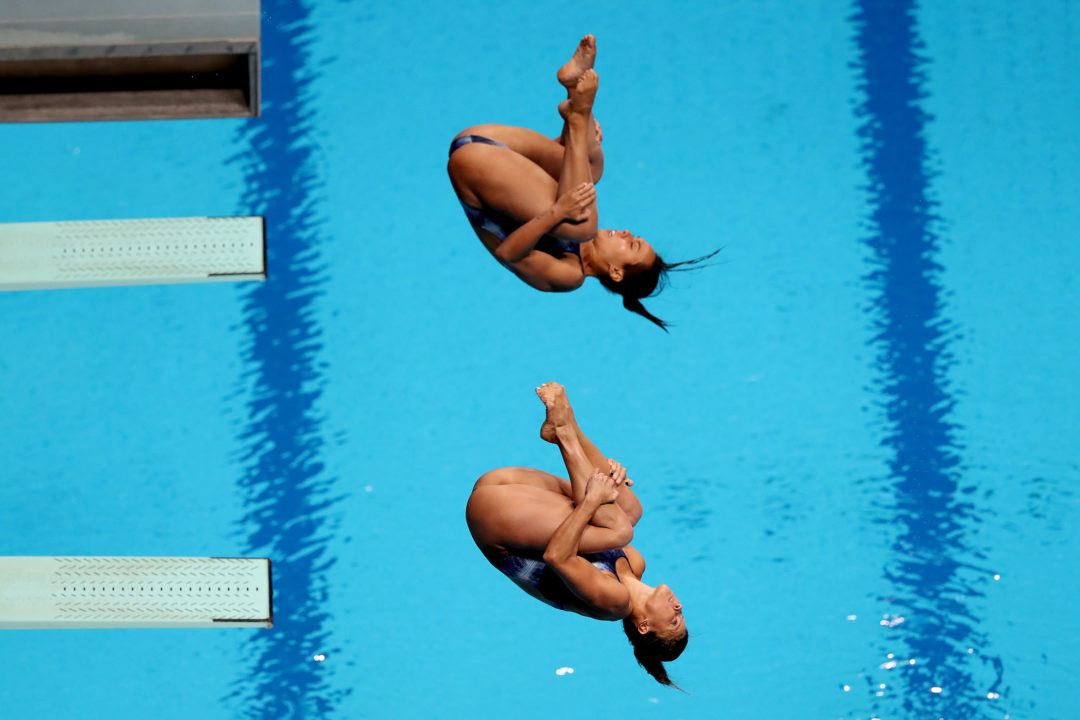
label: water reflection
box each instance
[227,1,347,717]
[851,2,1004,717]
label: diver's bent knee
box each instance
[472,467,519,490]
[555,222,597,245]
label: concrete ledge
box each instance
[0,0,259,122]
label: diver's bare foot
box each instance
[540,417,557,443]
[569,70,599,118]
[557,35,596,90]
[536,382,572,442]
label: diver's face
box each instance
[643,584,685,639]
[596,228,657,275]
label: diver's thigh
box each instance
[467,484,626,555]
[451,144,558,223]
[458,124,567,179]
[466,484,572,550]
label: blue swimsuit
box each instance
[449,134,581,259]
[492,548,626,613]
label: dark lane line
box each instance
[851,2,1004,717]
[227,2,348,717]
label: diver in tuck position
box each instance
[447,35,717,330]
[466,382,688,686]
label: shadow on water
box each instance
[226,1,348,717]
[851,1,1005,717]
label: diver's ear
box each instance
[636,618,649,635]
[609,265,624,283]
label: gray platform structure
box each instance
[0,557,273,629]
[0,215,265,291]
[0,0,260,122]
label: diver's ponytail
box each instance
[622,617,689,689]
[623,295,669,331]
[634,645,678,687]
[599,248,721,331]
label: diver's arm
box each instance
[495,182,595,263]
[544,470,625,562]
[545,551,630,618]
[510,252,586,292]
[543,473,631,616]
[543,494,605,564]
[495,208,562,263]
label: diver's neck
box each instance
[620,571,654,613]
[579,240,601,277]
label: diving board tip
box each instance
[0,215,266,291]
[0,556,272,629]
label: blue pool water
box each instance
[2,1,1078,718]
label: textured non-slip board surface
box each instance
[0,216,265,291]
[0,557,272,629]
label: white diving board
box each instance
[0,216,265,291]
[0,556,272,629]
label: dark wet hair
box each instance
[596,249,721,331]
[622,617,689,688]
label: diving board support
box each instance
[0,216,265,291]
[0,557,272,629]
[0,0,261,122]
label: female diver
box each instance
[465,382,688,686]
[447,36,716,330]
